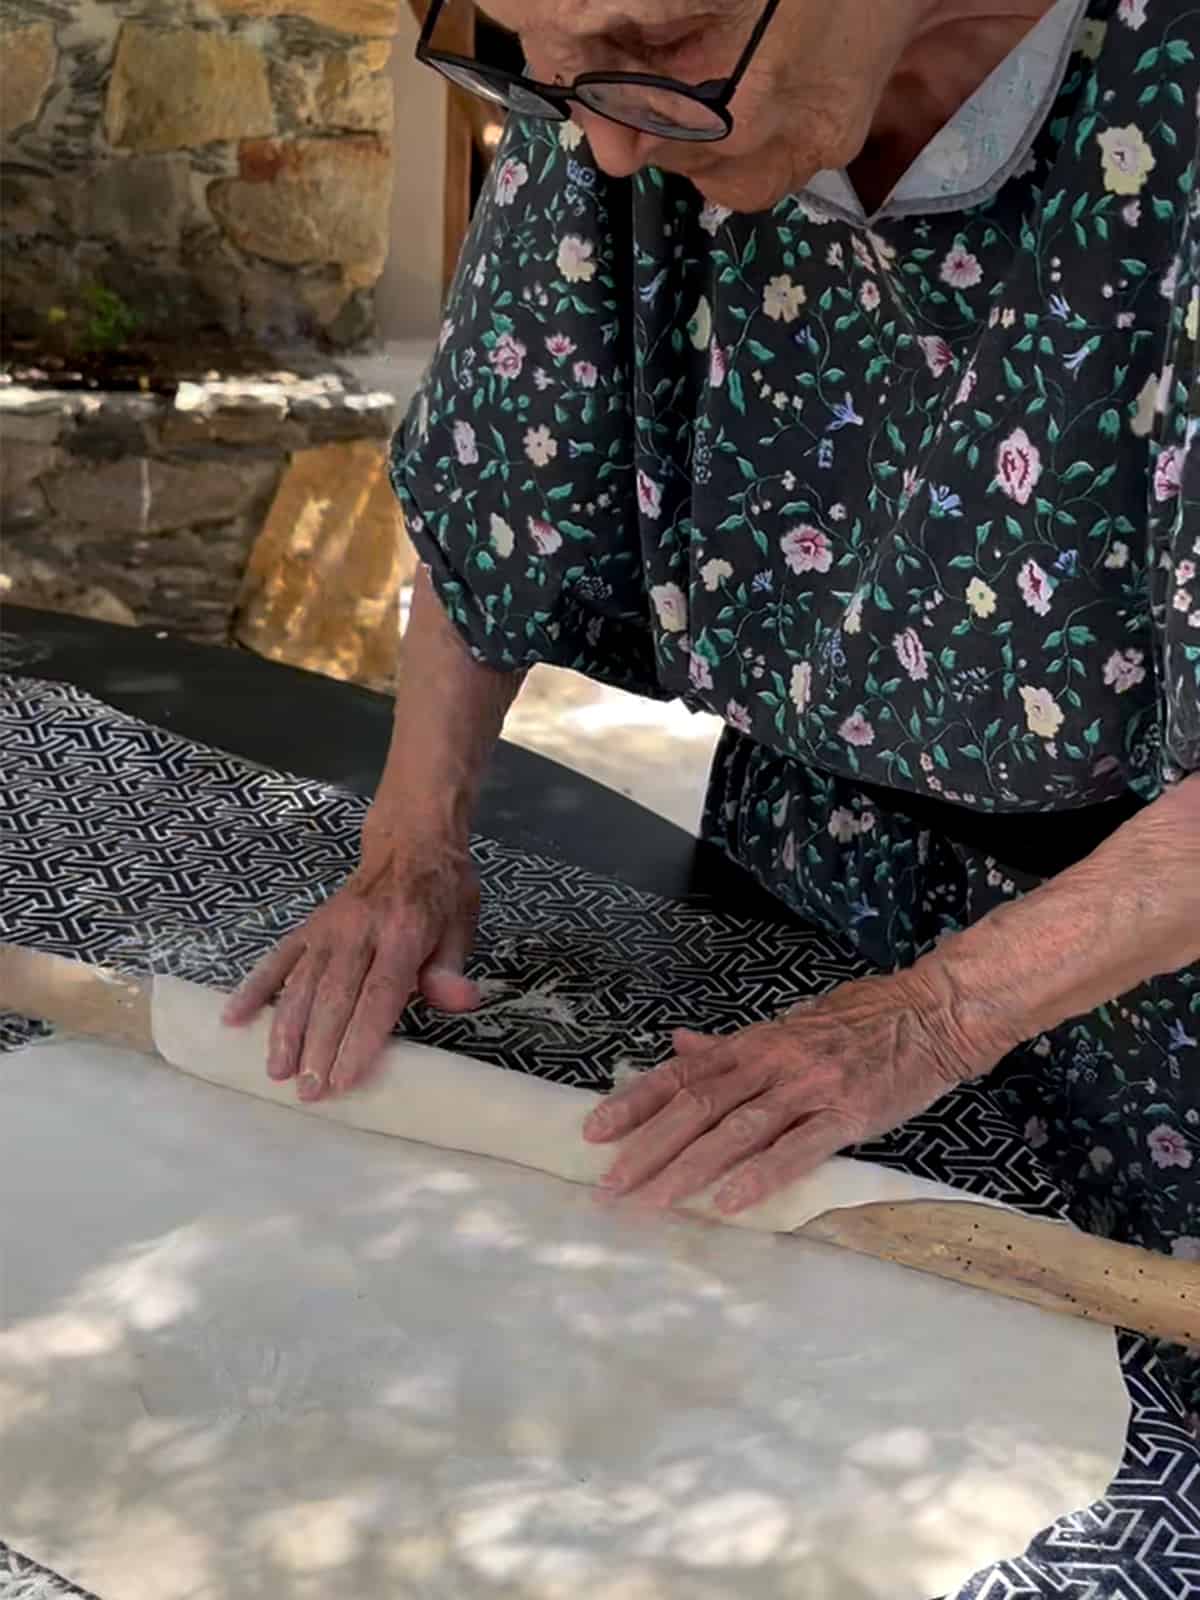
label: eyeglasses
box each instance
[415,0,782,143]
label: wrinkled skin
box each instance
[583,966,999,1213]
[472,0,1058,211]
[224,823,481,1099]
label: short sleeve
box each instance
[390,119,665,698]
[1147,120,1200,786]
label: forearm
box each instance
[369,568,524,841]
[916,774,1200,1066]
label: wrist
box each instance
[906,936,1027,1081]
[362,789,471,859]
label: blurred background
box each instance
[0,0,719,829]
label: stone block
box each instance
[42,455,280,533]
[104,24,274,153]
[283,376,396,437]
[209,0,398,38]
[235,438,410,688]
[315,42,393,132]
[160,378,302,447]
[208,136,390,289]
[0,442,61,522]
[0,24,57,136]
[0,170,69,237]
[0,387,76,444]
[75,156,195,252]
[69,394,166,460]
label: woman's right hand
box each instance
[222,817,481,1101]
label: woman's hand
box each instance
[223,814,480,1101]
[583,966,1009,1216]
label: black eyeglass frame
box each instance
[415,0,782,143]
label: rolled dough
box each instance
[151,975,1002,1232]
[0,985,1130,1600]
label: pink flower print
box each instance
[489,333,527,380]
[452,420,478,466]
[1154,446,1182,502]
[1018,559,1054,616]
[688,650,713,692]
[940,246,983,289]
[528,517,562,556]
[572,360,598,388]
[650,583,687,633]
[827,807,858,844]
[851,234,877,275]
[1148,1124,1193,1170]
[781,833,796,871]
[919,336,954,378]
[780,524,833,575]
[545,333,576,360]
[709,340,727,389]
[893,627,929,681]
[900,467,924,506]
[859,280,881,312]
[494,157,529,205]
[637,470,663,520]
[1117,0,1148,28]
[1177,560,1196,585]
[725,699,753,734]
[996,427,1043,506]
[839,711,875,748]
[1024,1116,1049,1150]
[1102,648,1146,694]
[954,367,978,408]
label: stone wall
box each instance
[0,0,399,351]
[0,372,401,656]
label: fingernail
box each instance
[714,1179,747,1214]
[297,1072,321,1099]
[583,1105,614,1139]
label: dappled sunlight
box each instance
[0,1034,1128,1599]
[503,665,721,835]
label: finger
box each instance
[265,959,319,1082]
[713,1112,858,1216]
[583,1043,735,1144]
[223,933,306,1026]
[599,1069,766,1197]
[296,945,374,1101]
[419,879,481,1012]
[328,950,422,1094]
[671,1027,717,1054]
[624,1092,800,1210]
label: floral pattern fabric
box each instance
[395,0,1200,1409]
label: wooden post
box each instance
[407,0,482,295]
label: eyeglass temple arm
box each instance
[414,0,446,49]
[721,0,783,97]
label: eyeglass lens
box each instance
[431,59,726,141]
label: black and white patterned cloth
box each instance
[1,673,1197,1600]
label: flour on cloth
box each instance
[0,987,1129,1600]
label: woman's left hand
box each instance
[583,966,1009,1216]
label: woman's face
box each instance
[476,0,920,211]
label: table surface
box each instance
[1,604,787,922]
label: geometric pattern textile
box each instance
[1,672,1197,1599]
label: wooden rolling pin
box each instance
[2,942,1196,1347]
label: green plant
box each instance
[44,283,143,355]
[79,282,141,352]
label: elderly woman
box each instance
[230,0,1200,1405]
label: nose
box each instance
[574,110,659,178]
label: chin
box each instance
[690,155,810,216]
[693,174,791,214]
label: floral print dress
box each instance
[394,0,1200,1407]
